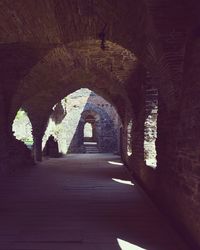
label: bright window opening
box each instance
[144,87,158,168]
[84,122,93,138]
[12,108,33,149]
[127,120,133,156]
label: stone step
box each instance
[84,145,99,154]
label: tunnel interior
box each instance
[0,0,200,248]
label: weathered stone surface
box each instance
[0,0,200,248]
[42,89,121,154]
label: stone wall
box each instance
[156,36,200,247]
[0,135,34,176]
[122,41,200,248]
[43,89,121,154]
[0,0,200,247]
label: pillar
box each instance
[33,135,43,162]
[31,115,49,163]
[0,87,12,173]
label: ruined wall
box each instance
[43,89,121,154]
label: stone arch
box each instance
[11,40,137,115]
[0,1,200,247]
[2,0,184,133]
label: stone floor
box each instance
[0,154,190,250]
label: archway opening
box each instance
[18,38,138,162]
[144,87,158,168]
[42,88,121,155]
[127,120,133,157]
[12,108,33,149]
[83,117,98,153]
[84,122,93,139]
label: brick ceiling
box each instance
[0,0,197,122]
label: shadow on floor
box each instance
[0,154,190,250]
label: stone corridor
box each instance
[1,0,200,247]
[0,154,189,250]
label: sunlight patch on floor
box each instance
[117,239,146,250]
[112,178,134,186]
[108,161,123,166]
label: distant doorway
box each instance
[83,115,97,143]
[83,115,98,153]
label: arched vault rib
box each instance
[11,40,138,118]
[1,0,179,117]
[21,68,132,125]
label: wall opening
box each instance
[127,120,133,156]
[84,122,93,139]
[43,88,121,154]
[12,108,33,149]
[144,86,158,168]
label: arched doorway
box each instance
[83,115,96,142]
[41,88,121,154]
[83,115,99,153]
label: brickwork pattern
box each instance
[0,1,200,248]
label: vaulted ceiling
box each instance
[0,0,198,124]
